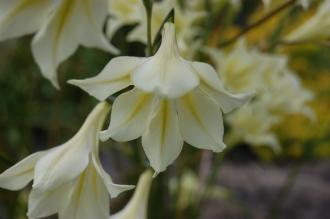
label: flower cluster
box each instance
[70,22,252,173]
[0,102,134,218]
[0,0,322,218]
[206,40,314,150]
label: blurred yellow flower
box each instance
[206,39,314,149]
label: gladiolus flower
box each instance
[0,0,118,88]
[0,102,134,219]
[69,22,252,173]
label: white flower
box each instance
[0,0,117,88]
[69,22,252,173]
[0,102,134,219]
[110,169,153,219]
[107,0,203,58]
[285,0,330,42]
[206,39,314,149]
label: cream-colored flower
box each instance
[107,0,203,58]
[0,0,117,88]
[285,0,330,42]
[206,39,314,149]
[110,170,153,219]
[226,102,281,151]
[69,22,252,173]
[0,102,133,219]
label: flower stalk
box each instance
[219,0,297,48]
[143,0,154,56]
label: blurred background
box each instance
[0,0,329,218]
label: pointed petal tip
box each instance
[213,142,227,153]
[49,77,60,90]
[98,130,111,142]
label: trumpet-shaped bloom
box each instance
[206,39,314,149]
[107,0,203,58]
[69,22,252,173]
[285,0,330,42]
[110,170,153,219]
[0,102,134,219]
[0,0,117,88]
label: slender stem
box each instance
[219,0,297,48]
[143,0,154,56]
[277,40,330,48]
[268,162,302,219]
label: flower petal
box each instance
[59,163,109,219]
[32,144,90,191]
[177,89,226,152]
[91,152,134,198]
[27,183,72,219]
[192,61,253,113]
[142,99,183,173]
[33,102,110,190]
[68,57,145,101]
[111,170,153,219]
[131,23,199,98]
[0,0,53,41]
[78,0,118,53]
[0,152,45,191]
[100,89,153,141]
[32,0,117,88]
[132,57,199,98]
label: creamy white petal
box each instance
[32,143,90,191]
[131,22,199,98]
[27,183,72,219]
[32,0,117,88]
[59,163,109,219]
[111,170,153,219]
[100,89,153,142]
[33,102,110,190]
[132,57,200,98]
[177,89,226,152]
[0,0,53,41]
[78,0,118,53]
[142,99,183,173]
[0,152,45,191]
[68,57,144,101]
[192,61,253,113]
[91,151,134,198]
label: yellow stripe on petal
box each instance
[100,89,153,141]
[177,89,226,152]
[142,99,183,173]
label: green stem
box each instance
[268,162,302,219]
[219,0,297,48]
[143,0,154,56]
